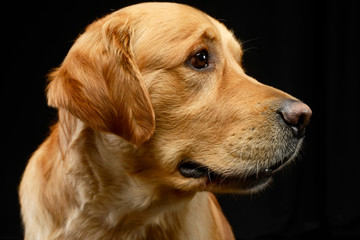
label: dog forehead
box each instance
[118,2,241,69]
[126,2,215,38]
[122,2,210,22]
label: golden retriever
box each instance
[19,2,312,239]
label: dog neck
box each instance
[53,110,215,239]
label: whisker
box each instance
[240,37,260,46]
[242,46,259,54]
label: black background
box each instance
[3,1,360,239]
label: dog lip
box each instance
[179,159,272,181]
[179,148,296,181]
[258,168,273,177]
[269,159,286,172]
[178,159,274,190]
[178,160,210,178]
[269,146,298,172]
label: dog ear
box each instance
[46,16,155,146]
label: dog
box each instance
[19,2,312,239]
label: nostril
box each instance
[279,100,312,137]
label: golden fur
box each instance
[19,3,311,239]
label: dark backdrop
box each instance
[3,1,359,239]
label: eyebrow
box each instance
[187,27,219,51]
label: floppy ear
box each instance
[47,16,155,146]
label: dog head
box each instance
[47,2,311,194]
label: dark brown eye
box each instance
[188,50,209,69]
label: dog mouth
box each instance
[178,153,294,190]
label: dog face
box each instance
[47,3,311,195]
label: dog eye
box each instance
[188,50,209,69]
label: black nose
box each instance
[278,99,312,137]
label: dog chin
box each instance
[208,174,274,194]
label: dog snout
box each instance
[278,99,312,137]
